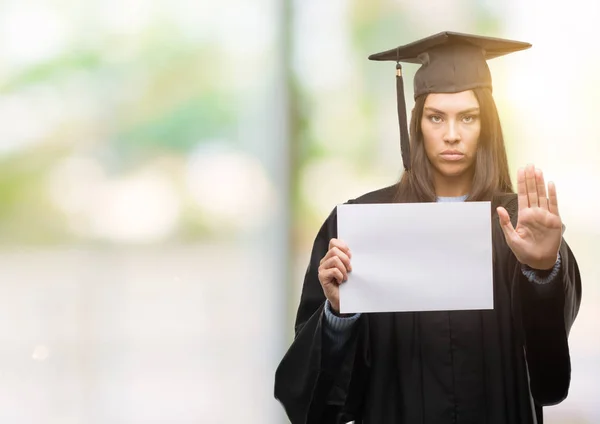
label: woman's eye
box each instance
[430,115,442,123]
[462,115,477,123]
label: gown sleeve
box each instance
[505,199,583,406]
[274,206,370,424]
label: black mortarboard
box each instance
[369,31,532,171]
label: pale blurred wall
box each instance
[0,247,282,423]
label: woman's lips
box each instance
[440,151,465,161]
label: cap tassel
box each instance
[396,63,411,171]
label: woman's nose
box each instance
[443,121,461,143]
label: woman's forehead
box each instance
[423,91,480,111]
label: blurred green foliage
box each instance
[0,0,501,245]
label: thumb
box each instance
[497,206,516,244]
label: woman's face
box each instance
[421,90,481,182]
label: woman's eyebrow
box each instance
[424,107,480,114]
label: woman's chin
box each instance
[435,164,472,179]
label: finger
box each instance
[497,206,512,228]
[319,267,344,286]
[321,239,339,264]
[526,164,538,208]
[330,268,345,285]
[548,181,560,216]
[320,246,352,271]
[331,247,352,272]
[497,207,518,245]
[329,238,352,258]
[321,256,348,281]
[517,168,528,212]
[535,168,549,211]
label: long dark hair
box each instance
[394,88,513,202]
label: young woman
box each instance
[274,32,582,424]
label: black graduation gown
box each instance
[274,185,582,424]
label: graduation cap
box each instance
[368,31,532,171]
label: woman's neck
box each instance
[433,171,473,197]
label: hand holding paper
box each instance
[317,238,353,314]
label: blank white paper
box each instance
[337,202,493,314]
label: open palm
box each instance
[497,165,562,270]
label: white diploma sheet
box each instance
[337,202,493,314]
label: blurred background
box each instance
[0,0,598,423]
